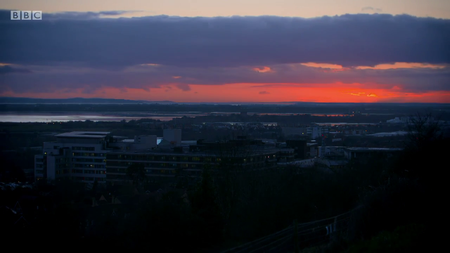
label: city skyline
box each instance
[1,1,449,103]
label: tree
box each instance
[126,163,147,191]
[405,113,444,150]
[189,166,224,244]
[393,112,448,181]
[91,179,99,196]
[212,137,250,233]
[349,112,450,242]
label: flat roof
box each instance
[56,131,110,138]
[345,147,403,152]
[181,140,198,145]
[107,149,277,156]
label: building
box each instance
[35,130,283,187]
[35,132,112,184]
[318,146,346,158]
[343,147,403,164]
[106,135,280,185]
[315,157,348,170]
[307,142,318,158]
[105,149,278,185]
[282,127,307,137]
[314,147,403,170]
[34,131,163,185]
[276,148,295,162]
[286,139,308,159]
[307,126,329,139]
[162,129,182,146]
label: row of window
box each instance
[73,158,105,163]
[106,169,178,178]
[73,152,105,157]
[72,177,105,181]
[72,169,106,174]
[73,164,105,168]
[83,170,106,174]
[107,154,222,162]
[72,147,95,151]
[106,154,273,163]
[55,158,71,163]
[107,168,179,174]
[107,161,202,168]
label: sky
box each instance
[1,0,450,103]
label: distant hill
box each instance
[0,97,175,104]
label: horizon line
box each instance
[1,97,449,105]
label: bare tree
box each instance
[392,112,449,181]
[405,112,444,150]
[209,134,253,235]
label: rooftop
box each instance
[107,149,277,156]
[345,147,403,152]
[56,131,110,139]
[367,131,408,137]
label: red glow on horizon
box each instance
[2,82,449,103]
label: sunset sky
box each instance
[1,0,449,103]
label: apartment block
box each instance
[35,132,111,184]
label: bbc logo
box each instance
[11,11,42,20]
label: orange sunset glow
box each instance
[3,82,449,103]
[355,62,447,70]
[253,66,273,73]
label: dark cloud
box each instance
[259,91,270,94]
[0,63,449,94]
[0,65,32,74]
[176,83,191,91]
[0,67,164,93]
[0,11,449,69]
[0,11,449,95]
